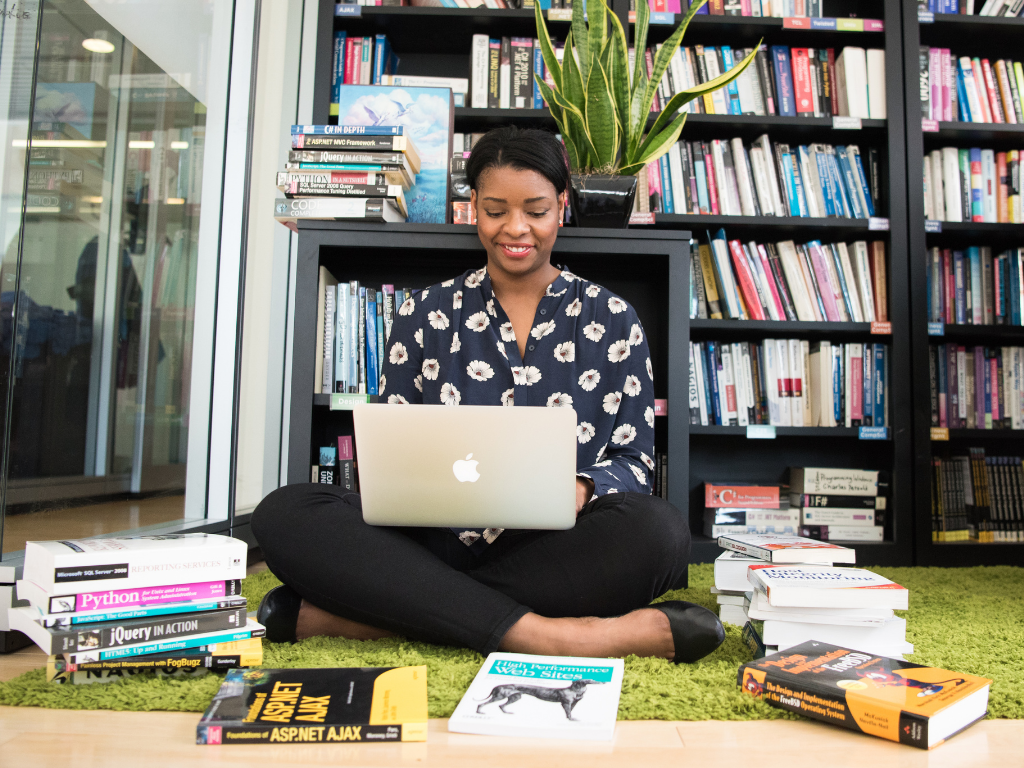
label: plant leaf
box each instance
[534,73,564,125]
[586,0,606,65]
[621,111,687,176]
[572,0,589,84]
[562,29,587,115]
[626,73,649,162]
[632,0,650,92]
[636,0,707,125]
[541,77,595,168]
[534,2,562,92]
[607,10,630,150]
[585,57,618,168]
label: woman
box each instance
[253,126,724,663]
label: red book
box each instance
[708,0,725,13]
[728,239,767,320]
[755,244,786,319]
[704,142,721,216]
[981,59,1005,123]
[944,249,955,324]
[790,48,814,116]
[344,38,356,84]
[990,356,1000,422]
[653,0,666,12]
[997,151,1009,222]
[705,483,783,508]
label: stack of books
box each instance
[923,146,1023,223]
[330,33,399,98]
[691,231,888,323]
[275,124,419,228]
[470,35,548,110]
[689,338,890,428]
[931,448,1024,542]
[10,534,263,685]
[919,48,1024,124]
[930,343,1024,427]
[927,245,1024,324]
[718,533,912,659]
[645,136,881,220]
[638,44,884,121]
[703,482,798,540]
[791,466,886,542]
[630,0,830,18]
[927,0,1024,16]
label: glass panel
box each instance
[0,0,220,556]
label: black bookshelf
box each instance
[902,4,1024,567]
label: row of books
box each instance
[691,230,888,323]
[921,0,1024,15]
[923,146,1024,223]
[929,344,1024,429]
[919,48,1024,124]
[689,339,890,428]
[470,35,547,110]
[632,0,829,16]
[932,448,1024,542]
[330,33,399,101]
[927,245,1024,325]
[10,535,262,685]
[643,136,881,221]
[315,268,408,395]
[645,44,885,120]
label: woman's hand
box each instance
[575,477,595,516]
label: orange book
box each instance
[739,642,991,750]
[997,152,1009,223]
[994,60,1017,125]
[870,241,887,322]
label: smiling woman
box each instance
[250,126,726,666]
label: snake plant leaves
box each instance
[585,59,618,168]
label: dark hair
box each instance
[466,126,570,195]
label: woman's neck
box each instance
[487,259,561,305]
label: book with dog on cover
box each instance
[196,666,428,745]
[738,641,991,749]
[447,652,625,741]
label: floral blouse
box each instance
[380,265,656,549]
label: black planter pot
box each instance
[568,174,637,229]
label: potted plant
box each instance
[534,0,758,227]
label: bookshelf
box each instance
[902,3,1024,566]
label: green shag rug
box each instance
[1,565,1022,721]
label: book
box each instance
[197,666,428,744]
[748,592,895,626]
[16,578,242,614]
[716,533,857,564]
[448,652,624,741]
[738,641,991,749]
[704,483,787,508]
[22,535,246,595]
[747,565,909,609]
[798,524,886,542]
[716,550,785,592]
[33,595,248,628]
[800,508,877,526]
[790,467,879,495]
[274,198,406,230]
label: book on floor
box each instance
[757,616,912,658]
[196,666,428,744]
[16,578,243,615]
[738,641,991,749]
[747,565,909,610]
[717,533,857,564]
[448,652,625,741]
[747,591,895,626]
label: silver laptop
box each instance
[352,404,578,529]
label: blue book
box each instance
[850,148,875,216]
[835,147,864,219]
[375,289,385,382]
[698,343,712,422]
[953,251,967,324]
[365,292,379,396]
[660,154,674,214]
[721,47,742,115]
[780,146,801,216]
[332,32,347,104]
[967,247,982,323]
[956,67,972,122]
[832,345,843,425]
[37,597,248,626]
[691,0,709,12]
[827,244,857,320]
[770,46,796,117]
[706,342,723,425]
[373,34,386,84]
[814,150,837,217]
[291,124,404,135]
[81,626,262,662]
[874,344,886,427]
[694,148,710,214]
[1011,252,1021,325]
[826,148,853,217]
[788,151,809,217]
[533,44,545,109]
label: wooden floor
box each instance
[0,645,1019,767]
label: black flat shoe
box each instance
[257,585,302,643]
[650,601,726,664]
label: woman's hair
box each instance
[466,126,570,195]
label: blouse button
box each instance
[539,308,547,315]
[528,344,535,352]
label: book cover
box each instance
[35,595,247,628]
[716,533,857,564]
[448,653,624,741]
[747,565,908,609]
[790,467,879,495]
[705,483,786,508]
[23,535,246,595]
[197,666,428,744]
[770,46,795,116]
[738,641,990,749]
[17,578,242,614]
[333,85,453,223]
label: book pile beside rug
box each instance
[9,534,264,685]
[792,467,886,543]
[715,530,913,661]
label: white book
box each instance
[923,156,934,219]
[836,243,864,322]
[499,55,511,109]
[763,339,782,425]
[749,243,781,321]
[381,74,468,95]
[930,150,946,221]
[788,338,805,426]
[747,565,909,610]
[471,35,490,109]
[842,343,853,427]
[850,241,876,322]
[836,47,869,119]
[715,550,767,592]
[711,140,736,215]
[334,284,348,395]
[748,597,894,626]
[808,341,833,427]
[809,524,885,542]
[704,49,730,115]
[801,340,812,427]
[732,138,758,216]
[720,344,739,425]
[22,535,247,595]
[716,592,750,607]
[981,149,997,222]
[761,616,907,649]
[718,533,856,564]
[942,146,964,222]
[731,342,749,427]
[669,48,686,102]
[749,147,775,217]
[710,236,742,319]
[448,653,624,741]
[688,342,700,422]
[791,467,879,495]
[798,146,825,219]
[314,266,334,394]
[719,604,749,626]
[694,342,709,425]
[736,59,760,114]
[865,49,886,119]
[775,338,793,426]
[668,142,686,217]
[322,278,336,394]
[776,241,816,321]
[756,134,787,216]
[707,523,800,538]
[741,343,758,423]
[801,508,877,526]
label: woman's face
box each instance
[471,165,565,280]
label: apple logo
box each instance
[452,453,480,483]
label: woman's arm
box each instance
[379,294,425,404]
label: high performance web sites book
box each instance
[448,653,624,741]
[196,666,428,745]
[22,535,246,594]
[717,533,857,563]
[738,641,991,749]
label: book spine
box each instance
[38,580,243,615]
[39,596,248,627]
[197,724,421,745]
[46,607,247,655]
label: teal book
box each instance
[365,292,378,396]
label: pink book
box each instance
[37,580,242,614]
[755,243,786,319]
[646,160,663,213]
[728,239,767,320]
[990,356,1000,422]
[971,59,993,123]
[945,250,955,324]
[981,59,1005,123]
[807,242,842,321]
[704,147,721,216]
[740,0,751,15]
[338,435,354,460]
[851,347,863,423]
[929,47,942,121]
[975,346,985,429]
[940,49,952,122]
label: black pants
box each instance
[251,484,691,655]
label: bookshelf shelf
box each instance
[689,319,881,338]
[936,324,1024,341]
[927,222,1024,234]
[690,426,870,438]
[928,122,1024,142]
[941,429,1024,441]
[648,214,887,235]
[930,14,1024,29]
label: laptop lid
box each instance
[352,404,578,529]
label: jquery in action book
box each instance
[448,653,624,741]
[738,641,991,749]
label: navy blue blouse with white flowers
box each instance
[380,265,655,548]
